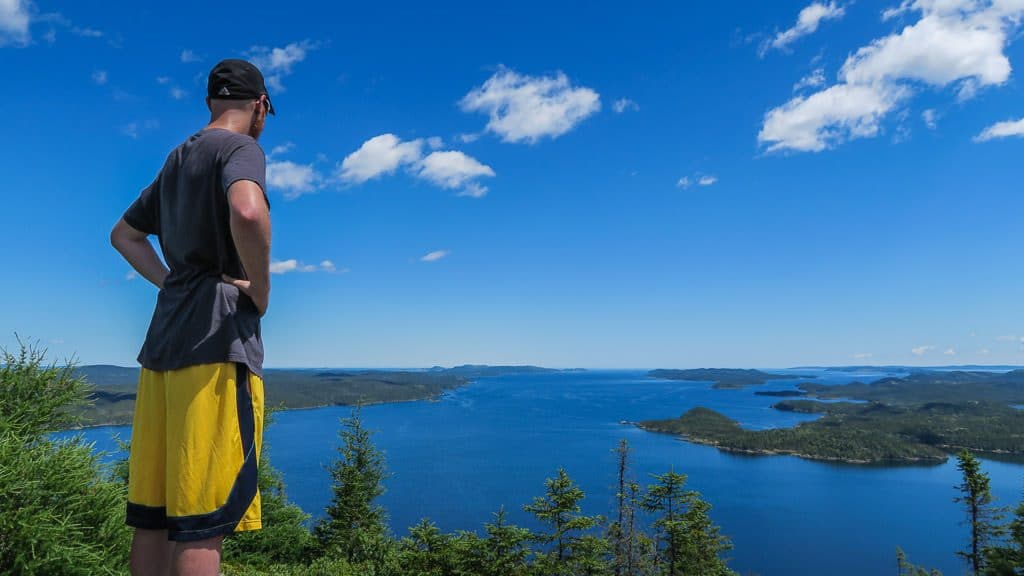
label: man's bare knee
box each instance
[130,529,174,576]
[173,535,225,576]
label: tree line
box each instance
[2,341,1024,575]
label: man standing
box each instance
[110,59,274,576]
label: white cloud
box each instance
[426,136,444,150]
[852,352,873,359]
[156,76,170,85]
[416,150,495,197]
[339,134,424,184]
[944,347,956,355]
[997,334,1019,341]
[793,68,826,91]
[267,160,322,199]
[765,2,846,54]
[911,345,934,356]
[125,270,138,281]
[420,250,450,262]
[922,108,938,129]
[698,175,718,186]
[460,67,601,143]
[975,117,1024,141]
[169,86,187,100]
[676,176,691,189]
[760,0,1024,153]
[247,40,316,92]
[457,132,481,143]
[71,26,102,38]
[180,49,200,63]
[91,69,108,85]
[759,82,909,152]
[270,142,295,156]
[0,0,32,46]
[979,348,991,355]
[270,258,339,274]
[613,98,639,113]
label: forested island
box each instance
[74,364,574,426]
[647,368,807,389]
[640,368,1024,464]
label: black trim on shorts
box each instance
[126,502,168,530]
[165,362,259,542]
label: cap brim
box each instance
[266,95,276,116]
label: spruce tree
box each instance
[315,403,393,565]
[982,502,1024,575]
[954,450,1005,575]
[641,468,690,576]
[608,439,631,576]
[476,506,534,576]
[524,467,609,575]
[896,547,943,576]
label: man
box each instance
[110,58,274,576]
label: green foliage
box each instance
[955,450,1006,575]
[641,469,736,576]
[315,404,394,566]
[524,467,610,575]
[982,502,1024,575]
[896,547,943,575]
[0,341,131,575]
[0,340,88,436]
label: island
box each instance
[74,364,576,426]
[647,368,807,389]
[638,369,1024,464]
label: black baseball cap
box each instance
[207,58,276,115]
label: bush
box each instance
[0,341,131,575]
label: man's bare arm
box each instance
[110,219,169,289]
[223,180,271,316]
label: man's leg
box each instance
[129,528,175,576]
[172,535,224,576]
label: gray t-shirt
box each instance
[123,127,269,377]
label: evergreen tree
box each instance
[896,547,943,576]
[982,502,1024,575]
[524,467,610,575]
[641,468,736,576]
[608,439,631,576]
[954,450,1005,575]
[315,403,394,566]
[398,517,462,575]
[474,506,534,576]
[0,341,131,575]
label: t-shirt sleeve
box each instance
[122,176,161,235]
[222,140,269,209]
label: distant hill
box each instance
[789,365,1024,372]
[647,368,807,389]
[71,364,579,427]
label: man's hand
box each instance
[222,274,269,317]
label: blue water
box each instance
[62,369,1024,576]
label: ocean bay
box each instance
[67,369,1024,575]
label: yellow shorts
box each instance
[126,362,264,541]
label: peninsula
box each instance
[648,368,805,389]
[638,368,1024,464]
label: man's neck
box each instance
[206,111,252,136]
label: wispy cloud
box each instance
[0,0,32,46]
[460,67,601,144]
[247,40,317,92]
[677,173,718,189]
[267,160,323,199]
[180,49,201,63]
[975,118,1024,142]
[943,348,956,356]
[911,345,934,356]
[793,68,826,92]
[762,2,845,55]
[922,109,938,130]
[420,250,450,262]
[91,69,108,85]
[613,98,639,113]
[852,352,873,359]
[270,259,343,274]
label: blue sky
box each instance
[3,0,1024,368]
